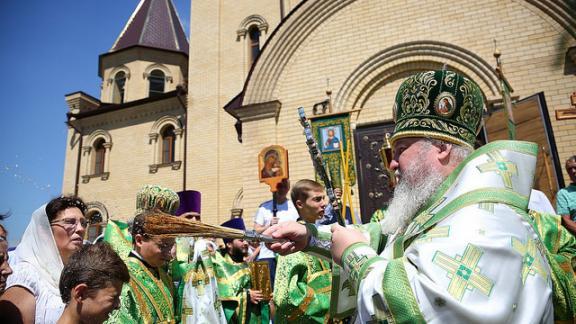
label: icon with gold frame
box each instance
[249,261,272,301]
[258,145,289,192]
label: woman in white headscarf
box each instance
[0,197,87,324]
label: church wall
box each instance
[187,0,285,225]
[237,0,576,220]
[62,127,81,196]
[64,98,184,221]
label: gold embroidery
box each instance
[128,258,175,322]
[433,244,494,301]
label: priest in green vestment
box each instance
[106,210,177,323]
[265,70,576,322]
[213,218,269,324]
[105,184,180,324]
[273,179,332,323]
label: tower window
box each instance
[149,69,165,97]
[113,71,126,104]
[161,125,175,163]
[248,25,261,65]
[94,139,106,175]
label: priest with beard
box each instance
[212,218,269,323]
[263,70,573,322]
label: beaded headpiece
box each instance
[135,184,180,215]
[390,70,484,149]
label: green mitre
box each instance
[135,184,180,215]
[390,70,484,149]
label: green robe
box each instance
[530,210,576,320]
[211,252,270,323]
[370,207,387,223]
[273,252,332,323]
[103,220,132,260]
[106,255,176,324]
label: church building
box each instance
[63,0,576,239]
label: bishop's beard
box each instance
[380,157,446,235]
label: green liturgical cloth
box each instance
[212,252,270,324]
[106,256,176,323]
[274,252,332,323]
[103,220,132,260]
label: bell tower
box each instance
[98,0,189,104]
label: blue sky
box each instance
[0,0,190,246]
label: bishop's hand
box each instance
[330,224,369,266]
[263,221,308,255]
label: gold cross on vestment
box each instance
[433,244,494,301]
[476,152,518,189]
[511,237,547,284]
[415,226,450,244]
[407,197,448,235]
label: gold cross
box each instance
[476,152,518,189]
[478,202,495,214]
[408,197,448,235]
[415,226,450,244]
[511,237,547,284]
[433,244,494,301]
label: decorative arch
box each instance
[86,129,112,146]
[237,14,270,73]
[148,116,183,173]
[242,0,576,106]
[334,41,501,112]
[108,65,131,80]
[522,0,576,39]
[85,201,108,243]
[150,115,182,134]
[108,65,130,103]
[236,14,269,39]
[82,129,112,182]
[143,63,173,83]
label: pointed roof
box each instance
[110,0,189,55]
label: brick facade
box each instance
[63,0,576,228]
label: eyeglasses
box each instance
[50,218,89,231]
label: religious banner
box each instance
[310,112,356,188]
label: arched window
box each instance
[161,125,176,164]
[248,25,261,65]
[113,71,126,104]
[94,139,106,175]
[149,69,165,97]
[86,210,104,242]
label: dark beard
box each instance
[230,246,246,263]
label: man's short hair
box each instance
[566,155,576,164]
[59,242,129,304]
[291,179,324,204]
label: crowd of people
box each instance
[0,69,575,323]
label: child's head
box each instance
[59,242,129,324]
[290,179,326,223]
